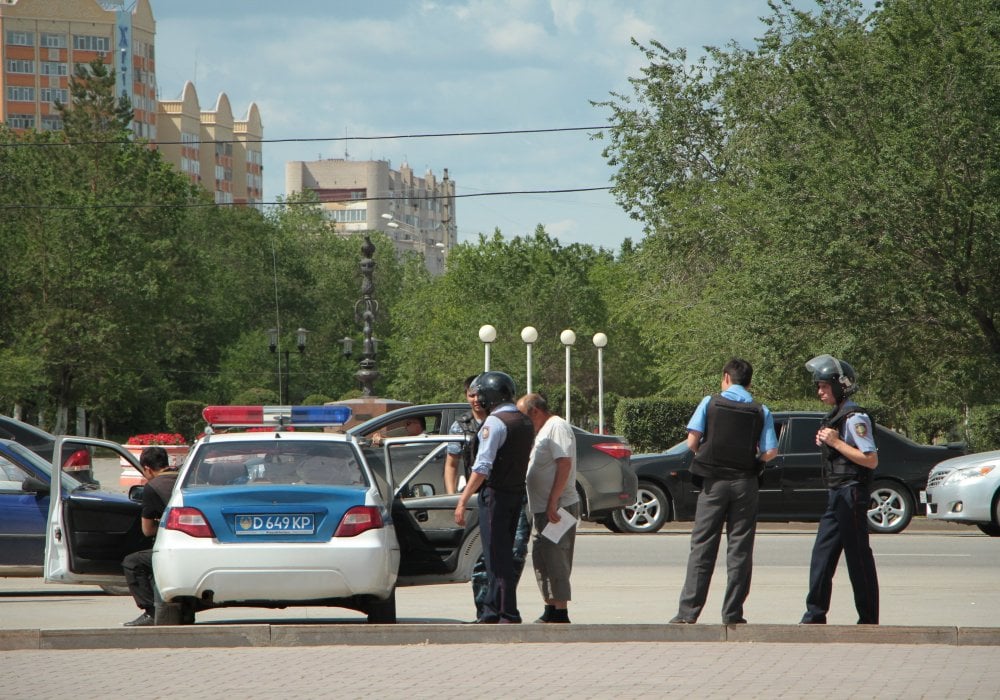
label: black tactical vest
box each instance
[485,408,534,494]
[821,401,874,488]
[690,395,765,480]
[456,411,481,468]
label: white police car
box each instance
[44,405,481,623]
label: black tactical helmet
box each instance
[471,371,516,412]
[805,354,858,400]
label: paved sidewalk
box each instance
[4,639,999,699]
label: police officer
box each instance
[454,371,534,623]
[800,354,880,625]
[670,358,778,625]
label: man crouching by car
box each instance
[121,446,178,626]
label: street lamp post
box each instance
[560,329,576,424]
[521,326,538,393]
[593,332,608,435]
[479,324,497,371]
[268,327,308,404]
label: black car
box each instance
[614,411,966,534]
[347,403,637,523]
[0,415,98,485]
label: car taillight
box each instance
[593,443,632,460]
[62,449,92,472]
[334,506,384,538]
[164,507,215,538]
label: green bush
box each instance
[165,400,206,443]
[302,393,334,406]
[614,397,701,453]
[966,405,1000,452]
[232,387,280,405]
[908,406,962,445]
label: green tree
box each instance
[596,0,1000,412]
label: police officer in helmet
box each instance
[455,370,534,623]
[800,354,880,625]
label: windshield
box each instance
[182,439,369,488]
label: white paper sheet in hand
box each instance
[541,507,578,543]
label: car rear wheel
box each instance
[867,480,914,534]
[366,590,397,623]
[154,598,196,625]
[612,481,670,534]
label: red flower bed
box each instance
[126,432,187,446]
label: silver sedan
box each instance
[923,449,1000,536]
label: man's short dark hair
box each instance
[724,358,753,387]
[140,445,170,470]
[463,374,478,391]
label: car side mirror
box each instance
[129,485,145,502]
[409,483,435,498]
[22,476,49,495]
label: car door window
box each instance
[786,418,821,455]
[0,457,29,491]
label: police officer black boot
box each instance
[549,608,571,623]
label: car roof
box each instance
[198,430,356,444]
[0,415,56,442]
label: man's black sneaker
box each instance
[669,616,696,624]
[723,617,747,624]
[124,612,154,627]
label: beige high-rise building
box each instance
[285,159,457,275]
[1,0,262,205]
[156,81,263,205]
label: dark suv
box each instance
[347,403,636,523]
[616,411,966,534]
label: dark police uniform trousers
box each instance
[477,485,527,623]
[802,482,879,624]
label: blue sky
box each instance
[151,1,781,251]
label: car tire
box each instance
[612,481,670,534]
[366,590,397,624]
[155,598,195,625]
[976,493,1000,536]
[867,480,914,534]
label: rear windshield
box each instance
[182,440,368,488]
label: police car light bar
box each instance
[202,405,352,428]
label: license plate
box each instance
[235,513,315,535]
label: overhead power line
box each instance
[2,125,611,148]
[0,186,613,211]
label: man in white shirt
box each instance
[517,392,578,624]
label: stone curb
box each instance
[3,623,999,651]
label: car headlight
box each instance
[942,464,996,485]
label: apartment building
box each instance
[0,0,156,137]
[1,0,262,205]
[157,81,263,205]
[285,159,457,275]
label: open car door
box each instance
[382,435,482,585]
[44,437,146,587]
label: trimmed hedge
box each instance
[165,399,206,443]
[908,406,962,445]
[967,405,1000,452]
[614,397,701,454]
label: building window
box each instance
[41,33,67,49]
[6,114,36,129]
[6,59,34,73]
[5,30,34,46]
[40,62,68,76]
[40,88,69,104]
[323,209,368,223]
[7,86,35,101]
[73,35,111,52]
[40,115,64,131]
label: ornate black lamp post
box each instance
[340,235,380,396]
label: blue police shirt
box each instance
[841,403,877,454]
[471,403,520,477]
[686,384,778,455]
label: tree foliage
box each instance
[596,0,1000,415]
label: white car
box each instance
[923,449,1000,536]
[45,405,481,623]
